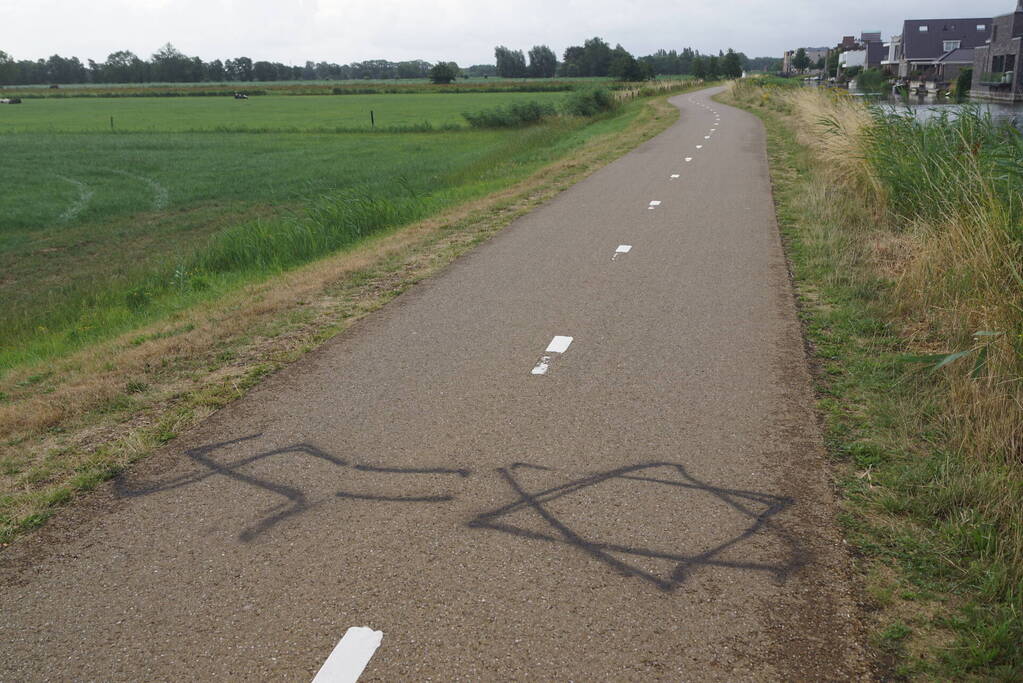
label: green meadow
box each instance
[0,92,567,132]
[0,89,639,370]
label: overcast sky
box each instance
[1,0,1017,65]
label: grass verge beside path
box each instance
[719,85,1023,678]
[0,92,684,548]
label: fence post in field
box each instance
[110,116,114,131]
[370,110,375,128]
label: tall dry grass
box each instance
[730,78,1023,657]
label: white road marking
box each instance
[312,627,383,683]
[611,244,632,261]
[546,335,573,353]
[670,174,680,178]
[704,135,711,139]
[648,200,661,207]
[685,157,693,162]
[696,145,703,149]
[532,335,574,375]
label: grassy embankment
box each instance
[724,79,1022,678]
[0,81,701,546]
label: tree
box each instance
[494,46,527,78]
[253,60,276,81]
[791,47,810,72]
[706,55,720,79]
[692,55,707,79]
[101,50,146,83]
[0,50,13,85]
[228,56,253,81]
[559,37,614,77]
[429,61,458,84]
[527,45,557,78]
[465,63,497,77]
[608,45,651,81]
[721,49,742,79]
[207,59,226,81]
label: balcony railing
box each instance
[979,71,1014,86]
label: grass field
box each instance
[0,78,607,99]
[0,87,644,370]
[0,92,569,132]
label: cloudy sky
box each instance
[1,0,1017,65]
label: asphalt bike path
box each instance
[0,87,869,681]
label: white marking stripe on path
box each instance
[685,157,693,162]
[532,336,574,374]
[649,200,661,206]
[531,357,551,375]
[696,145,703,149]
[616,244,632,253]
[670,174,680,178]
[547,335,573,353]
[312,627,383,683]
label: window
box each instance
[919,25,928,32]
[944,40,961,52]
[977,24,987,31]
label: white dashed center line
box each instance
[532,336,574,375]
[670,174,680,178]
[696,145,703,149]
[313,627,383,683]
[685,157,693,162]
[648,200,661,209]
[546,336,573,353]
[612,244,632,261]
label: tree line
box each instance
[494,39,758,81]
[0,39,778,86]
[0,43,496,86]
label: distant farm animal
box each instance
[49,84,59,89]
[0,98,22,104]
[234,93,248,100]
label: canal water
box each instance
[861,93,1023,131]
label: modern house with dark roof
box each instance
[882,16,992,80]
[971,1,1023,101]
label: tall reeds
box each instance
[732,79,1023,650]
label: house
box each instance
[782,47,829,74]
[882,17,992,79]
[861,32,886,68]
[971,1,1023,101]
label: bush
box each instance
[561,87,617,117]
[955,67,974,102]
[856,68,888,94]
[462,99,557,128]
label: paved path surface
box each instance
[1,88,869,681]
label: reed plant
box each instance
[728,80,1023,676]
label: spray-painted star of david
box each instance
[468,462,805,591]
